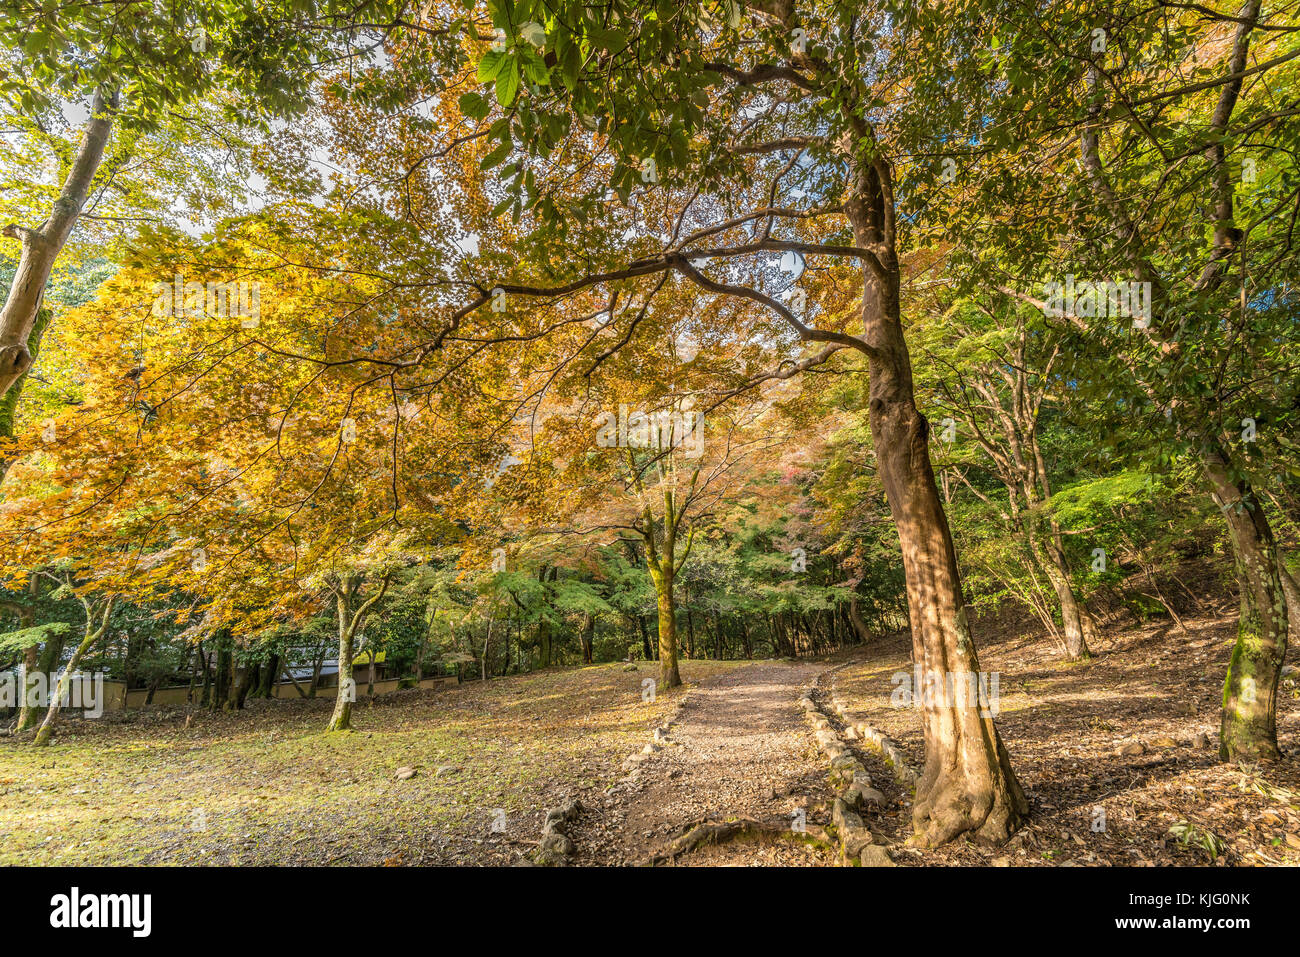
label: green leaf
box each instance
[496,58,521,105]
[458,90,491,120]
[480,137,512,169]
[476,50,508,83]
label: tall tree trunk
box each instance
[33,632,95,745]
[1203,439,1286,762]
[1026,530,1092,660]
[257,655,278,698]
[849,146,1025,845]
[197,641,212,707]
[226,653,251,711]
[685,595,696,659]
[0,305,52,485]
[211,643,231,712]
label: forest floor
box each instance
[831,594,1300,867]
[0,660,743,865]
[2,593,1298,866]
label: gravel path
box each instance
[572,660,839,865]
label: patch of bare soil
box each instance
[833,595,1300,867]
[573,660,840,866]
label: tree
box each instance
[892,0,1299,760]
[324,566,393,732]
[28,566,115,746]
[918,297,1100,659]
[0,0,426,398]
[450,0,1026,844]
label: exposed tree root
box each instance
[649,817,785,865]
[648,815,834,865]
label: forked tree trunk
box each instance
[33,596,112,746]
[1202,439,1286,762]
[325,571,389,731]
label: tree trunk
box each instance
[848,596,872,644]
[198,641,212,707]
[327,587,357,732]
[327,621,356,732]
[257,655,278,698]
[850,152,1026,844]
[637,614,653,660]
[15,642,40,732]
[0,305,53,484]
[226,655,251,711]
[0,90,116,398]
[685,595,696,659]
[33,621,102,746]
[211,644,231,712]
[1028,531,1093,660]
[650,568,681,688]
[1203,439,1286,762]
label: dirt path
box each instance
[571,659,841,865]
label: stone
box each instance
[1281,664,1298,678]
[855,786,886,807]
[395,766,417,780]
[1150,736,1178,749]
[832,797,862,833]
[844,726,858,740]
[622,664,637,671]
[642,742,658,755]
[859,845,895,867]
[535,832,573,863]
[842,825,873,857]
[1119,741,1146,756]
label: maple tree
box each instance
[1,0,1297,865]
